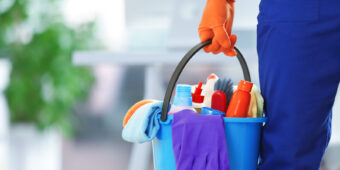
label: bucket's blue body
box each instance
[152,115,267,170]
[224,117,267,170]
[152,115,176,170]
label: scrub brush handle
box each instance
[161,40,251,122]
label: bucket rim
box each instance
[158,114,173,124]
[159,114,267,124]
[224,117,267,123]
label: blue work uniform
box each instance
[257,0,340,169]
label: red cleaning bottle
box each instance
[226,80,253,117]
[211,90,227,113]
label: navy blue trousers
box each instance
[257,0,340,169]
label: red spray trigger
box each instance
[192,82,204,103]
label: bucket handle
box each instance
[161,40,251,122]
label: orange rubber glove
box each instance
[199,0,237,56]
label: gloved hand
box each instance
[172,110,229,170]
[199,0,237,56]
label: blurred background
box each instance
[0,0,339,170]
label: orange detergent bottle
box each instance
[226,80,253,117]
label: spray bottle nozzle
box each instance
[192,82,204,103]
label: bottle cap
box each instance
[237,80,253,92]
[207,73,218,81]
[192,82,204,103]
[173,84,192,106]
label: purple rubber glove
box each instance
[172,110,229,170]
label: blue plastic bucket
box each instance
[152,115,267,170]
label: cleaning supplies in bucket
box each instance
[211,90,227,112]
[201,107,225,116]
[121,78,264,142]
[226,80,253,117]
[169,84,196,114]
[187,78,262,118]
[122,100,163,143]
[192,82,204,113]
[164,79,264,170]
[122,41,267,170]
[214,78,234,109]
[247,88,258,118]
[202,74,219,108]
[252,85,264,118]
[122,83,265,170]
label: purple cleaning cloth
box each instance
[172,109,229,170]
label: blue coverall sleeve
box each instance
[257,0,340,169]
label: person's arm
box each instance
[199,0,236,56]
